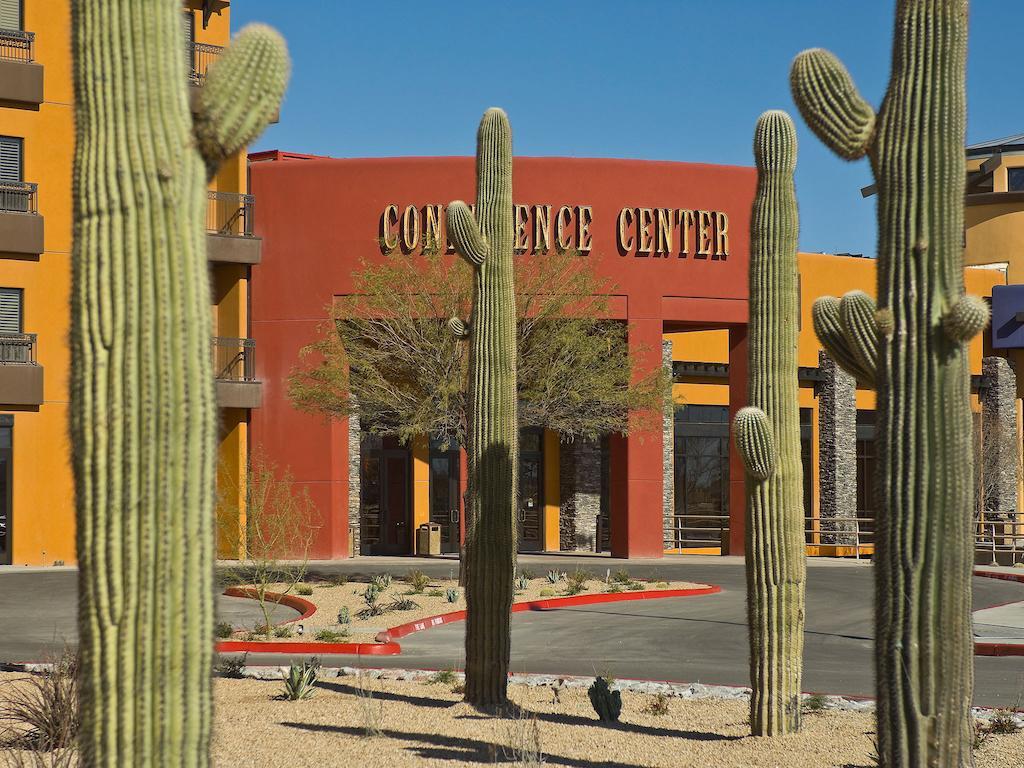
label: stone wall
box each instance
[347,410,361,556]
[559,438,601,551]
[662,339,675,548]
[817,351,857,545]
[981,356,1018,517]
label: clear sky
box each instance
[233,1,1022,259]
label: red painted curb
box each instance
[222,587,318,624]
[972,569,1024,656]
[377,584,722,643]
[216,640,401,655]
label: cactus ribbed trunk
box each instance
[737,112,806,736]
[792,2,976,764]
[71,2,215,765]
[449,109,518,708]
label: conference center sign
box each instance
[379,202,730,260]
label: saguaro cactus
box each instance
[71,4,287,765]
[733,110,806,736]
[791,2,985,764]
[446,108,518,708]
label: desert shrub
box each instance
[314,629,348,642]
[612,569,631,584]
[428,669,458,685]
[214,653,248,678]
[655,581,669,589]
[626,582,645,591]
[445,588,459,603]
[405,569,430,594]
[546,570,563,584]
[539,588,554,597]
[213,621,233,639]
[359,583,387,618]
[987,709,1021,735]
[0,651,79,751]
[280,661,318,701]
[337,606,350,625]
[427,588,444,598]
[564,569,590,596]
[370,573,393,591]
[802,693,828,714]
[273,625,294,638]
[355,674,385,737]
[515,574,530,592]
[500,708,544,767]
[605,582,623,594]
[519,569,536,580]
[296,584,313,596]
[645,692,670,716]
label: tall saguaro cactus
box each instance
[71,3,287,765]
[791,2,986,764]
[446,108,518,708]
[733,111,806,737]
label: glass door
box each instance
[429,438,461,554]
[518,428,543,552]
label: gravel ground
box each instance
[1,671,1021,767]
[234,575,705,644]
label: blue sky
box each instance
[233,1,1022,259]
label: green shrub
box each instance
[214,653,248,679]
[214,621,233,639]
[370,573,393,591]
[645,692,670,716]
[296,584,313,596]
[520,569,536,580]
[0,649,79,751]
[612,569,631,584]
[655,581,669,589]
[274,625,294,638]
[314,628,348,643]
[337,606,350,625]
[605,583,623,594]
[802,693,828,714]
[405,569,430,594]
[515,573,530,592]
[428,669,458,685]
[427,589,445,598]
[539,588,555,597]
[388,597,420,611]
[564,569,590,596]
[546,570,564,584]
[445,588,459,603]
[626,582,645,592]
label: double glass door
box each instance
[518,429,543,552]
[360,434,411,555]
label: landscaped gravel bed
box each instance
[226,571,708,644]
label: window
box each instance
[0,136,22,183]
[1008,167,1024,192]
[800,407,813,522]
[673,405,730,548]
[0,0,22,32]
[856,410,876,535]
[0,288,21,333]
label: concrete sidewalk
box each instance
[974,567,1024,647]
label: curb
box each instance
[973,569,1024,656]
[217,583,721,657]
[221,587,318,624]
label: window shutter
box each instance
[0,0,21,32]
[0,137,21,183]
[0,289,22,334]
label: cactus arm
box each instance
[942,294,990,342]
[811,296,875,385]
[838,291,880,379]
[448,316,470,339]
[192,24,290,180]
[446,201,489,266]
[790,49,876,160]
[733,407,775,480]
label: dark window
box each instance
[0,417,12,565]
[672,405,730,549]
[856,410,876,536]
[0,288,22,333]
[800,407,813,524]
[0,136,22,183]
[0,1,21,33]
[1008,167,1024,192]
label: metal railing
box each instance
[805,515,875,558]
[207,191,254,236]
[0,333,36,364]
[188,41,223,84]
[0,182,37,214]
[666,513,730,550]
[213,337,256,382]
[0,29,33,62]
[975,511,1024,566]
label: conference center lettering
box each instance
[380,203,729,259]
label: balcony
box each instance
[187,40,278,123]
[206,191,261,264]
[0,30,42,106]
[0,182,43,258]
[0,333,43,406]
[214,336,261,408]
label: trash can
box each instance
[417,522,442,556]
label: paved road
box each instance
[4,559,1024,706]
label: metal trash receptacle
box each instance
[417,522,442,556]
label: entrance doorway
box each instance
[360,434,411,555]
[429,438,461,554]
[0,418,10,565]
[518,428,544,552]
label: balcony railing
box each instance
[188,41,223,84]
[207,191,254,237]
[0,333,36,364]
[213,336,256,382]
[0,182,37,214]
[0,29,34,63]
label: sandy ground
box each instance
[231,574,705,644]
[2,671,1021,768]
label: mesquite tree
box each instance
[445,108,518,708]
[733,110,806,736]
[791,1,987,764]
[71,2,287,764]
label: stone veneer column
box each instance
[817,351,857,545]
[981,356,1018,518]
[662,339,675,549]
[559,438,601,551]
[347,409,361,556]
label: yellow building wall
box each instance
[543,429,560,551]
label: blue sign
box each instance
[991,284,1024,348]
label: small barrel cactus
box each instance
[445,587,460,604]
[587,677,622,722]
[337,606,350,625]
